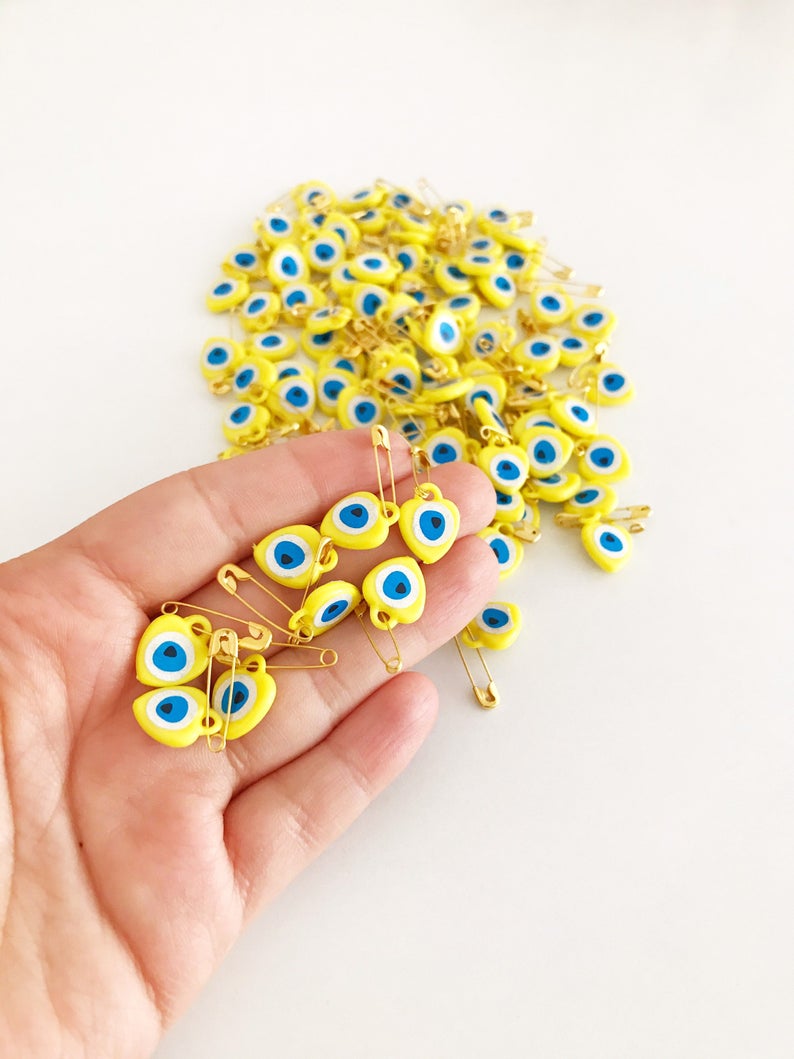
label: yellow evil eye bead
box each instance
[434,261,474,295]
[305,231,347,272]
[461,601,522,651]
[513,409,557,434]
[246,331,297,362]
[321,211,361,249]
[305,304,352,334]
[471,398,511,440]
[321,490,399,550]
[267,374,316,421]
[529,471,582,503]
[475,206,514,233]
[421,375,474,404]
[317,367,355,415]
[348,251,399,285]
[549,395,597,437]
[340,185,387,211]
[375,354,421,397]
[529,287,573,328]
[439,293,480,326]
[464,373,507,413]
[468,234,504,258]
[578,435,632,483]
[289,580,363,638]
[502,250,529,274]
[392,208,434,241]
[425,427,469,467]
[267,242,308,287]
[477,271,517,309]
[211,655,277,740]
[255,210,296,245]
[554,330,594,367]
[133,686,219,748]
[239,290,281,332]
[563,484,618,519]
[467,321,514,360]
[293,180,336,210]
[222,402,270,444]
[581,520,633,573]
[350,282,391,320]
[136,613,212,688]
[457,249,500,277]
[231,358,278,402]
[570,303,617,341]
[206,276,249,312]
[394,243,427,274]
[337,386,385,429]
[201,337,243,380]
[362,556,427,630]
[353,207,387,234]
[254,525,337,588]
[587,362,634,406]
[477,525,524,579]
[513,335,562,374]
[301,327,343,360]
[329,262,359,296]
[424,307,464,356]
[477,443,530,494]
[324,352,364,378]
[298,207,328,234]
[493,489,526,523]
[222,245,266,281]
[521,426,575,477]
[396,417,428,445]
[280,281,327,323]
[399,483,460,564]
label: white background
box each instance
[2,1,793,1056]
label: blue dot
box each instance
[394,193,410,207]
[572,405,590,421]
[235,252,255,267]
[540,294,560,311]
[482,607,509,629]
[335,358,354,372]
[534,418,555,428]
[261,334,281,348]
[450,297,470,309]
[362,293,382,316]
[448,266,465,279]
[207,347,227,365]
[155,694,189,724]
[391,373,412,394]
[433,443,457,464]
[286,385,310,408]
[339,502,371,529]
[495,491,512,506]
[583,311,604,327]
[397,252,411,270]
[278,366,300,378]
[152,641,188,674]
[354,401,376,423]
[353,189,369,200]
[471,389,494,406]
[315,243,334,261]
[497,460,521,481]
[320,600,348,623]
[281,256,298,277]
[506,253,524,269]
[313,331,333,346]
[575,489,599,504]
[230,405,251,424]
[214,282,233,296]
[472,255,489,264]
[383,571,411,599]
[530,341,551,356]
[248,297,265,314]
[271,216,288,232]
[285,289,306,306]
[533,441,556,465]
[275,540,306,569]
[495,276,511,292]
[472,239,489,250]
[439,321,456,343]
[599,530,624,553]
[590,446,615,468]
[323,379,344,400]
[490,538,511,565]
[411,290,426,303]
[402,421,420,440]
[342,268,355,281]
[364,257,382,269]
[419,509,446,542]
[235,368,255,389]
[543,474,562,484]
[334,226,347,242]
[562,337,583,350]
[220,682,250,715]
[489,209,508,223]
[603,373,625,392]
[361,210,375,220]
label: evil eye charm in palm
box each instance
[135,612,213,687]
[320,491,399,550]
[211,655,277,741]
[398,483,460,564]
[289,580,363,639]
[362,557,426,630]
[132,686,221,748]
[253,525,338,588]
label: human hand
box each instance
[0,429,497,1058]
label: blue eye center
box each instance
[591,446,615,468]
[261,334,281,347]
[563,337,583,349]
[482,607,509,629]
[506,253,524,269]
[323,379,344,400]
[340,503,370,529]
[383,571,410,598]
[583,312,604,326]
[207,348,227,364]
[286,385,309,407]
[572,405,589,420]
[541,295,560,311]
[153,642,187,672]
[448,266,465,279]
[489,538,510,564]
[235,252,255,267]
[230,406,250,424]
[214,282,232,296]
[354,401,376,423]
[419,509,446,541]
[271,217,288,232]
[285,289,306,306]
[362,293,382,315]
[320,600,347,622]
[471,389,493,406]
[221,682,250,714]
[497,460,520,480]
[600,531,624,553]
[495,276,511,291]
[315,243,334,260]
[575,489,599,504]
[604,373,625,391]
[156,694,189,723]
[533,441,556,464]
[450,297,469,308]
[531,342,550,355]
[433,443,456,463]
[282,256,298,276]
[236,369,254,388]
[275,541,306,568]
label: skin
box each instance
[0,429,498,1058]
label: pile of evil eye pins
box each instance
[198,179,651,709]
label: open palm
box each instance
[0,430,497,1058]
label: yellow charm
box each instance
[267,242,308,286]
[549,395,597,437]
[337,386,384,429]
[476,441,530,494]
[289,580,363,638]
[477,524,524,579]
[398,483,460,564]
[239,290,281,332]
[493,489,526,523]
[477,271,517,309]
[512,335,561,375]
[520,426,575,477]
[222,402,271,445]
[581,519,633,573]
[206,277,249,312]
[201,337,244,381]
[527,471,582,503]
[570,303,617,342]
[425,427,470,467]
[211,655,276,740]
[136,613,212,687]
[222,245,266,281]
[321,491,399,550]
[563,484,618,519]
[461,601,522,651]
[231,357,278,402]
[362,556,426,630]
[586,363,634,406]
[305,231,347,272]
[424,306,465,356]
[578,435,632,483]
[246,331,297,362]
[266,374,316,421]
[253,525,338,588]
[529,287,572,328]
[133,686,220,748]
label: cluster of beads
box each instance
[199,180,650,707]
